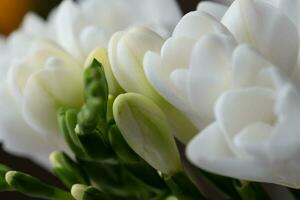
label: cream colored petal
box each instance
[197,1,228,21]
[234,122,273,158]
[187,122,270,181]
[187,33,236,128]
[222,0,299,75]
[232,44,272,88]
[215,87,276,154]
[270,85,300,162]
[109,27,163,97]
[173,11,231,40]
[22,60,84,136]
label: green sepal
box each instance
[164,172,205,200]
[76,128,114,161]
[57,108,85,158]
[5,171,74,200]
[125,162,167,192]
[78,159,157,199]
[234,181,270,200]
[50,151,89,188]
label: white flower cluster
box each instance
[0,0,181,168]
[2,0,300,189]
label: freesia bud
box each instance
[71,184,111,200]
[109,26,197,144]
[108,26,163,98]
[50,151,89,188]
[113,93,182,175]
[5,171,73,200]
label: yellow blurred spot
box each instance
[0,0,33,34]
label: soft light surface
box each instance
[0,0,181,168]
[145,0,300,187]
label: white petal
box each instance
[53,0,84,59]
[232,44,272,88]
[7,32,33,60]
[222,0,299,74]
[21,13,47,36]
[187,33,236,127]
[144,52,186,109]
[144,51,199,127]
[234,122,273,158]
[160,36,195,72]
[109,27,163,95]
[277,0,300,31]
[138,0,182,32]
[215,87,276,154]
[173,11,231,40]
[211,0,234,6]
[197,1,228,21]
[270,85,300,161]
[79,26,109,57]
[187,122,269,181]
[7,39,81,102]
[0,85,67,168]
[170,69,188,98]
[22,61,84,136]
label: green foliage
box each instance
[50,151,89,188]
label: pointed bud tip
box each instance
[5,171,17,185]
[49,151,61,163]
[71,184,87,200]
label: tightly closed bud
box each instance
[5,171,73,200]
[78,59,108,133]
[57,108,86,158]
[71,184,112,200]
[50,151,89,188]
[76,128,114,161]
[85,48,124,96]
[113,93,182,175]
[109,26,197,144]
[108,26,163,98]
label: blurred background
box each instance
[0,0,201,199]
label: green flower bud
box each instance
[50,151,89,188]
[164,172,205,200]
[71,184,112,200]
[57,108,85,158]
[113,93,182,175]
[76,128,114,161]
[5,171,73,200]
[78,59,108,133]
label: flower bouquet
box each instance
[0,0,299,199]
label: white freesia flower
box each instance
[145,0,300,187]
[0,14,65,167]
[51,0,181,60]
[0,0,181,167]
[109,26,197,143]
